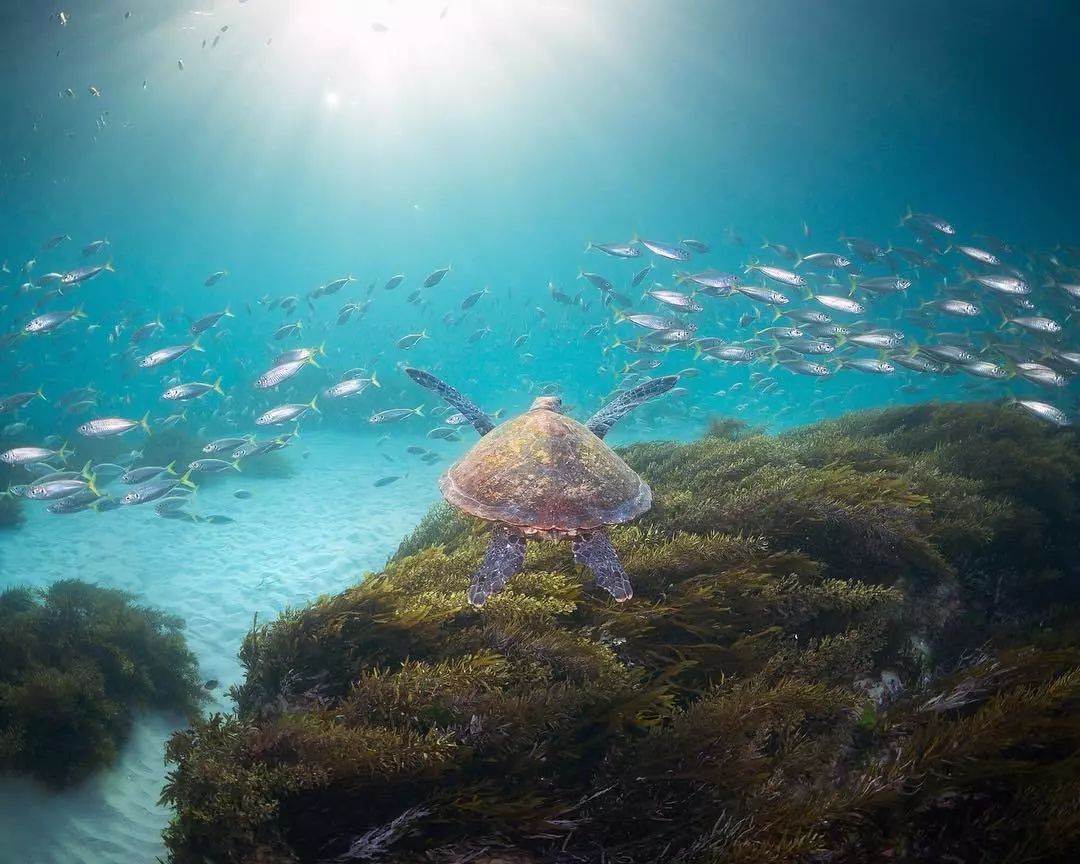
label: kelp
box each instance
[161,401,1080,863]
[0,580,205,788]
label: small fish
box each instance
[1012,400,1070,426]
[369,406,424,424]
[374,475,402,487]
[82,238,110,256]
[397,330,429,350]
[383,274,405,291]
[204,437,250,455]
[630,263,654,288]
[586,241,640,258]
[426,427,460,440]
[743,262,805,287]
[24,307,86,334]
[960,360,1008,380]
[204,270,227,287]
[1002,316,1062,335]
[799,252,851,270]
[190,307,234,335]
[162,379,225,401]
[646,289,703,312]
[579,271,615,293]
[635,236,691,261]
[619,313,685,332]
[681,239,709,253]
[78,414,151,438]
[256,398,319,426]
[461,288,490,309]
[734,285,789,306]
[922,299,980,317]
[188,458,240,474]
[323,275,355,295]
[61,262,115,285]
[324,373,380,399]
[234,489,253,499]
[273,321,303,340]
[255,361,311,390]
[139,340,204,368]
[856,276,911,294]
[841,358,895,374]
[2,444,73,466]
[811,294,864,315]
[953,245,999,266]
[423,266,451,288]
[120,464,174,485]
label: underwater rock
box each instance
[161,402,1080,864]
[0,580,206,789]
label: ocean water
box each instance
[1,1,1079,862]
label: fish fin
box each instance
[231,459,241,472]
[73,303,87,319]
[225,305,235,318]
[414,404,425,417]
[179,469,197,490]
[35,385,45,401]
[998,311,1010,331]
[58,441,73,461]
[165,461,176,476]
[213,376,224,396]
[309,395,320,414]
[370,370,380,388]
[317,341,327,357]
[140,411,152,435]
[104,260,116,272]
[191,336,205,352]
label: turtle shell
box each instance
[440,405,651,531]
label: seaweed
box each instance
[161,401,1080,863]
[0,580,206,789]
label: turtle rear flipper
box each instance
[405,367,495,436]
[573,530,633,601]
[585,375,679,439]
[469,525,526,605]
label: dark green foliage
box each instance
[161,402,1080,863]
[0,580,205,788]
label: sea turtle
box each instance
[405,367,678,605]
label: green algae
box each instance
[0,580,205,789]
[161,401,1080,863]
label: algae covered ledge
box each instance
[160,401,1080,864]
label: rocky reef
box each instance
[0,580,205,788]
[161,402,1080,863]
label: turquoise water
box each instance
[1,1,1079,861]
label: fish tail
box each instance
[104,259,116,272]
[309,395,320,414]
[179,469,197,490]
[86,472,101,498]
[73,303,87,319]
[835,334,847,347]
[225,305,235,318]
[140,411,152,435]
[165,460,176,476]
[847,274,858,296]
[58,440,73,461]
[584,241,593,252]
[900,205,912,227]
[191,336,205,352]
[414,404,425,417]
[906,338,920,359]
[35,385,45,401]
[370,370,381,388]
[213,376,224,396]
[771,307,781,323]
[231,459,241,472]
[998,311,1010,331]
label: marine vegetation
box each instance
[0,579,205,789]
[161,401,1080,864]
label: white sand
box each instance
[0,430,447,864]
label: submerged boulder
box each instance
[161,402,1080,864]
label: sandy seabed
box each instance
[0,429,447,864]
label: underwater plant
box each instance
[160,401,1080,863]
[0,579,205,789]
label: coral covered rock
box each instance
[161,402,1080,863]
[0,580,205,788]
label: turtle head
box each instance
[528,395,563,413]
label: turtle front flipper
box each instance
[573,530,633,602]
[405,367,495,436]
[469,525,526,605]
[585,375,679,439]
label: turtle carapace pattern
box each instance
[405,368,677,605]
